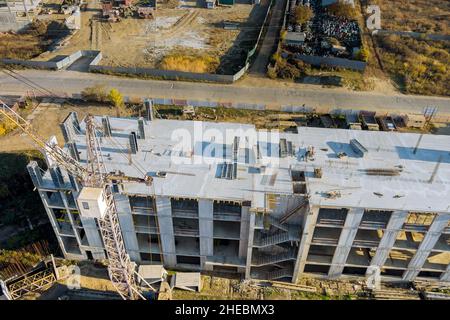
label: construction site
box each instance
[24,0,269,74]
[0,92,449,301]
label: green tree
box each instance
[295,6,313,25]
[108,88,125,116]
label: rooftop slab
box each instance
[61,117,450,213]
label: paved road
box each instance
[1,69,450,117]
[250,0,287,75]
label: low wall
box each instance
[2,50,102,70]
[1,3,272,84]
[1,58,59,70]
[89,65,236,84]
[294,54,367,71]
[88,2,272,83]
[131,97,450,123]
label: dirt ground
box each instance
[0,100,120,152]
[2,98,446,154]
[35,1,263,74]
[0,33,45,60]
[172,275,365,300]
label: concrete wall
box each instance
[89,64,236,83]
[1,2,271,83]
[1,50,102,70]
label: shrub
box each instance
[0,118,17,136]
[159,54,219,73]
[267,66,277,79]
[271,52,282,64]
[295,6,313,25]
[294,59,310,73]
[81,84,108,103]
[277,60,301,79]
[108,88,125,116]
[327,2,357,19]
[29,20,48,37]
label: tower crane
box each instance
[0,100,152,300]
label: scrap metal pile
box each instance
[284,0,362,59]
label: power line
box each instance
[1,67,150,179]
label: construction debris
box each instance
[270,281,317,293]
[171,272,202,292]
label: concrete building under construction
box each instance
[27,113,450,284]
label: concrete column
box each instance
[238,205,250,274]
[403,213,450,281]
[155,196,176,267]
[245,212,256,279]
[292,205,319,283]
[367,210,408,273]
[199,199,213,271]
[115,194,140,261]
[328,207,364,278]
[440,264,450,282]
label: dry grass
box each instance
[374,0,449,34]
[0,34,45,60]
[159,53,219,73]
[375,35,449,96]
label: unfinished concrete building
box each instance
[27,113,450,284]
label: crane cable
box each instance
[1,68,150,180]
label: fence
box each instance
[2,50,102,71]
[88,1,273,83]
[1,2,273,84]
[89,64,236,83]
[130,97,450,124]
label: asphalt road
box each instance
[1,69,450,116]
[250,0,287,75]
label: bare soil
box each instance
[0,101,120,152]
[35,4,259,74]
